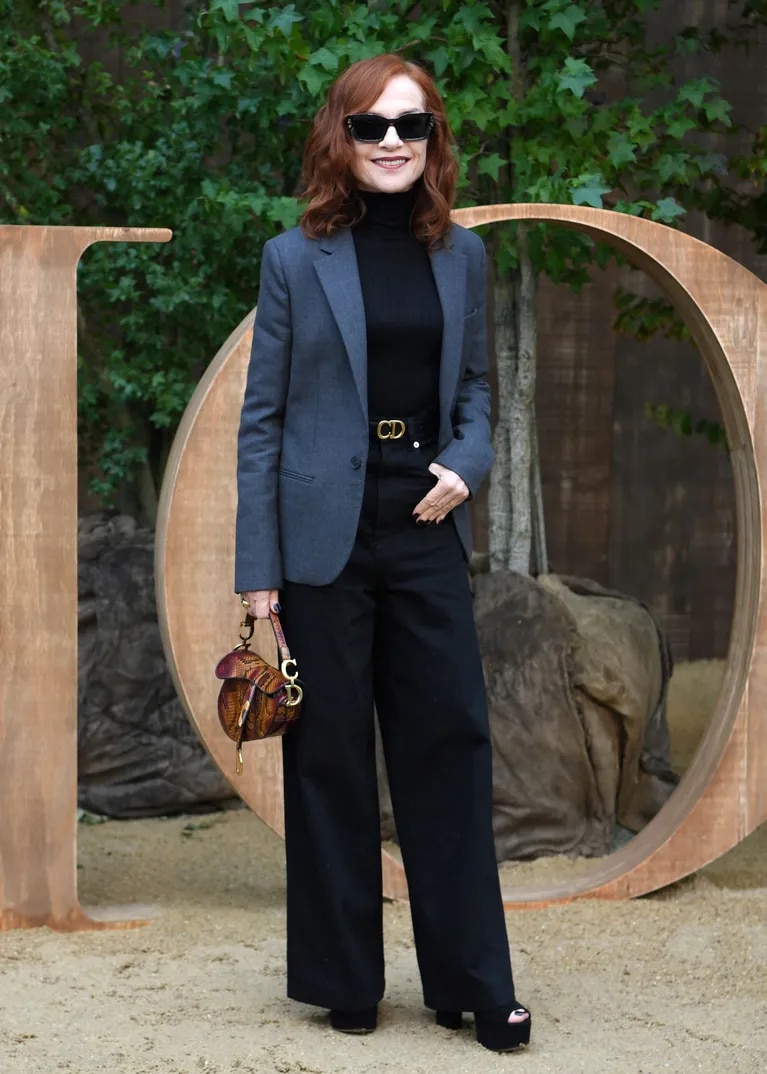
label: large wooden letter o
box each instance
[156,205,767,906]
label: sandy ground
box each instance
[2,659,766,1074]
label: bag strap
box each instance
[268,609,292,663]
[240,609,293,663]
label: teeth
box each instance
[374,160,407,167]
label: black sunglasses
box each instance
[345,111,435,143]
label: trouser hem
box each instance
[287,981,385,1011]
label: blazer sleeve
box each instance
[432,237,494,496]
[234,239,292,592]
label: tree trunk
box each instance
[136,456,158,528]
[508,223,537,572]
[488,225,540,575]
[489,267,515,572]
[486,0,546,576]
[530,406,549,575]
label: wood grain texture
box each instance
[0,225,171,931]
[156,204,766,906]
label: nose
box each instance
[379,123,403,149]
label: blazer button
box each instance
[350,456,362,469]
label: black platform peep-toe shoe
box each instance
[436,1004,531,1051]
[330,1006,378,1034]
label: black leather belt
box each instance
[368,413,439,445]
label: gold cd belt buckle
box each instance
[376,419,406,440]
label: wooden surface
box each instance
[0,225,171,931]
[156,204,766,906]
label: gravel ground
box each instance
[2,657,764,1074]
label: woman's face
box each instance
[349,75,429,194]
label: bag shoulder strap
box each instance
[240,610,292,663]
[268,609,292,663]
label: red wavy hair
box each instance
[300,54,458,249]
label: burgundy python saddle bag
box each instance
[215,609,302,773]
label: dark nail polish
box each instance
[273,602,281,612]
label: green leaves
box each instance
[425,45,450,77]
[607,131,637,168]
[677,77,714,109]
[209,0,244,24]
[458,0,739,283]
[549,4,587,41]
[309,47,340,73]
[557,57,597,97]
[268,4,304,37]
[477,153,506,182]
[613,290,691,343]
[644,404,728,452]
[0,0,749,508]
[298,63,329,96]
[652,197,686,223]
[570,176,611,208]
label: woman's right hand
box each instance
[241,589,280,619]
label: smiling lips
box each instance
[372,157,409,168]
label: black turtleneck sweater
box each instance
[352,187,443,417]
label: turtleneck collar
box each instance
[357,186,418,233]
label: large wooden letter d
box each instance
[0,225,171,931]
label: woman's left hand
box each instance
[413,463,470,524]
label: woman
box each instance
[235,53,531,1053]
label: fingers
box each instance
[413,496,462,524]
[412,468,469,524]
[252,592,274,619]
[241,589,280,619]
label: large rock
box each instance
[78,514,235,817]
[538,573,676,835]
[475,570,677,861]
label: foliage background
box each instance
[0,0,764,538]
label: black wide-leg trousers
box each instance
[279,435,515,1013]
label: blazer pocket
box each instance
[278,466,315,484]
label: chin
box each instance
[368,172,416,193]
[359,161,425,194]
[377,180,413,193]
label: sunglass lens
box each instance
[347,115,386,141]
[396,113,433,140]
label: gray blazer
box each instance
[234,221,493,591]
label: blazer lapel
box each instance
[314,229,368,418]
[313,228,468,425]
[430,243,468,421]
